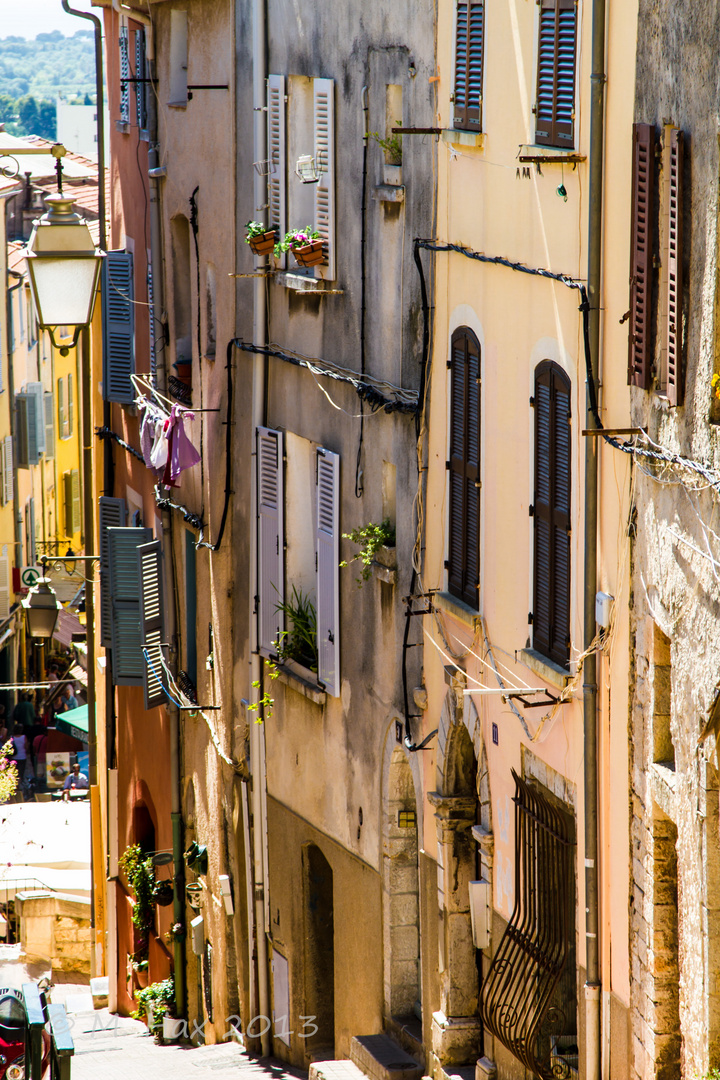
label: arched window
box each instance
[447,327,481,609]
[533,361,571,667]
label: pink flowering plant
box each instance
[274,226,320,258]
[0,741,18,803]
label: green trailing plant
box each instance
[369,128,402,165]
[341,519,396,585]
[133,976,175,1038]
[119,844,155,961]
[248,661,280,723]
[274,227,321,258]
[274,586,318,670]
[699,1072,720,1080]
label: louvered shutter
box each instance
[2,437,12,506]
[0,551,9,621]
[28,498,36,566]
[15,394,39,467]
[71,469,81,534]
[99,496,126,647]
[108,526,153,685]
[453,1,484,132]
[44,393,54,459]
[267,75,286,269]
[447,329,481,609]
[316,448,340,696]
[138,539,166,709]
[666,128,683,406]
[63,472,73,536]
[27,382,45,454]
[58,378,66,438]
[102,251,135,403]
[119,25,130,123]
[257,427,284,656]
[135,28,148,130]
[628,123,655,389]
[535,0,577,148]
[314,78,335,280]
[533,362,571,668]
[67,373,74,435]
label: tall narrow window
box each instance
[453,0,484,132]
[533,361,571,668]
[628,123,656,389]
[447,327,481,609]
[535,0,577,148]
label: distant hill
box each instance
[0,30,96,101]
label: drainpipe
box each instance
[583,0,606,1077]
[6,280,23,577]
[249,0,271,1055]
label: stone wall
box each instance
[18,894,91,977]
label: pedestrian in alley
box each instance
[11,725,28,785]
[62,763,88,800]
[55,683,78,714]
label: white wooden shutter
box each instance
[102,251,135,404]
[0,550,9,621]
[138,539,166,709]
[314,78,335,280]
[44,393,54,459]
[108,526,153,685]
[315,448,339,695]
[2,437,12,506]
[26,382,45,454]
[257,426,284,656]
[99,496,126,646]
[267,75,286,269]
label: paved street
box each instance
[0,946,307,1080]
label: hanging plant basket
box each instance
[292,240,324,267]
[153,880,174,907]
[247,229,277,256]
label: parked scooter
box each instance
[0,988,50,1080]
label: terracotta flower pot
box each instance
[292,240,324,267]
[247,230,276,255]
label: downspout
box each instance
[583,0,606,1076]
[249,0,271,1055]
[6,278,24,681]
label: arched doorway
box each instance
[383,747,421,1026]
[303,844,334,1058]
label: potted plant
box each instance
[152,879,174,907]
[273,586,318,672]
[275,227,324,267]
[120,844,156,970]
[370,129,403,186]
[245,220,277,256]
[134,976,176,1042]
[340,518,397,586]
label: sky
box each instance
[0,0,93,40]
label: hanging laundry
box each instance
[150,415,170,471]
[139,402,159,469]
[162,405,201,486]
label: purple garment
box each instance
[163,406,201,484]
[139,405,156,469]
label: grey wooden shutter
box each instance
[267,75,286,269]
[447,328,481,609]
[666,128,683,406]
[1,437,12,506]
[27,382,45,454]
[135,28,148,131]
[535,0,577,148]
[257,427,284,656]
[533,362,571,668]
[58,378,66,438]
[314,78,335,279]
[102,250,135,404]
[628,123,655,389]
[453,1,484,132]
[108,526,153,685]
[44,393,54,459]
[138,539,166,709]
[15,393,38,467]
[71,469,81,534]
[119,25,130,123]
[99,496,126,646]
[316,448,340,696]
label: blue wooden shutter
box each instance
[99,496,126,647]
[257,427,284,656]
[316,448,339,695]
[138,539,166,709]
[102,251,135,404]
[108,526,153,685]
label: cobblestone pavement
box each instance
[0,945,308,1080]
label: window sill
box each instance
[434,590,480,630]
[167,100,188,110]
[372,545,397,584]
[275,273,342,294]
[442,129,485,149]
[115,121,130,135]
[517,144,585,164]
[372,184,405,204]
[519,648,570,690]
[274,660,326,707]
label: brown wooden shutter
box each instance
[453,1,484,132]
[533,362,571,668]
[628,122,656,388]
[448,328,481,608]
[666,128,683,406]
[535,0,577,148]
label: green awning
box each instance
[55,704,90,744]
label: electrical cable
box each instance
[356,86,369,497]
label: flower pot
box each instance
[153,881,174,907]
[292,240,324,267]
[163,1016,183,1043]
[247,230,276,255]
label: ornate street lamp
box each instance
[24,193,105,355]
[22,577,62,641]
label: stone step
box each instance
[350,1034,424,1080]
[310,1060,367,1080]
